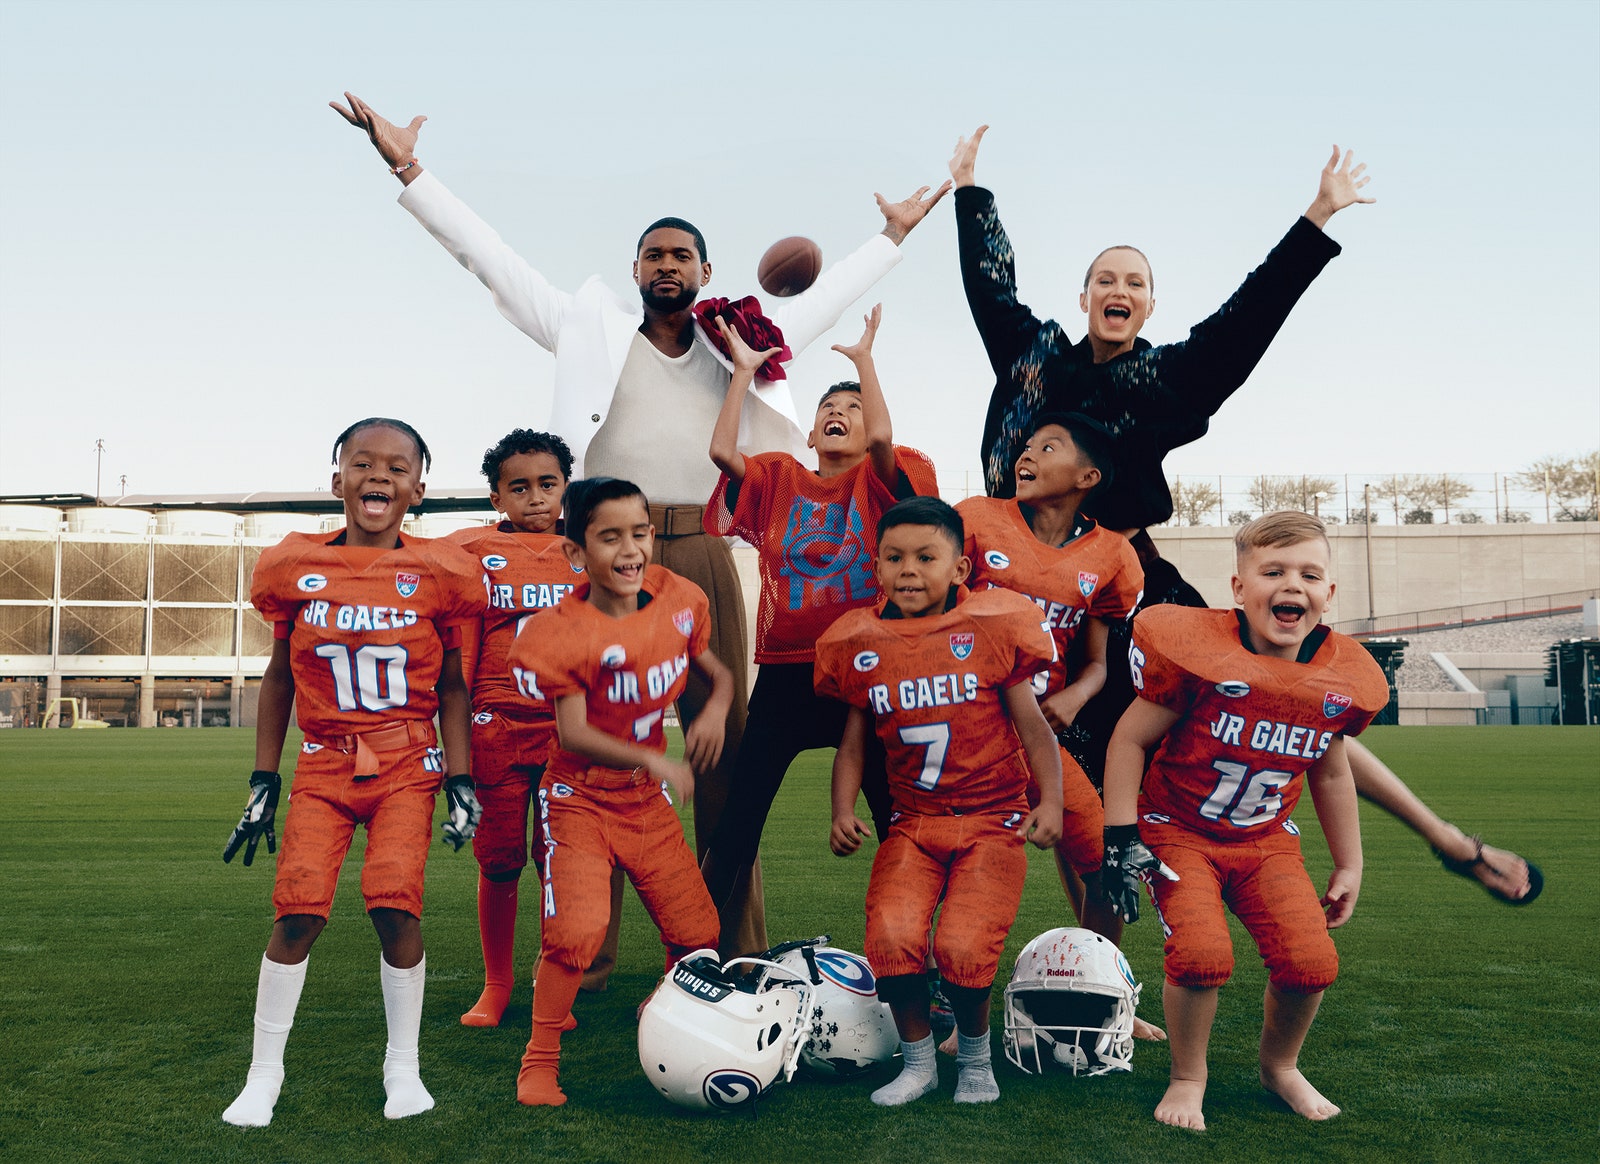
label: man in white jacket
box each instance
[333,92,950,975]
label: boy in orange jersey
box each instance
[444,429,608,1026]
[220,417,487,1127]
[697,307,938,948]
[505,477,731,1107]
[816,497,1063,1107]
[1102,512,1389,1131]
[958,413,1140,940]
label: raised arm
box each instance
[829,304,897,487]
[709,317,782,481]
[949,126,1052,380]
[1307,735,1363,929]
[1141,147,1370,431]
[332,91,572,353]
[330,91,427,186]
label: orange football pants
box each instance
[535,769,718,971]
[865,809,1028,989]
[1025,744,1106,875]
[469,709,555,878]
[1143,817,1338,994]
[272,729,439,921]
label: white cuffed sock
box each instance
[871,1035,939,1107]
[380,955,434,1119]
[222,955,308,1127]
[953,1028,1000,1103]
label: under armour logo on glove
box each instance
[440,775,482,851]
[223,771,282,866]
[1099,823,1179,923]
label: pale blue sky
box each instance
[1,0,1596,499]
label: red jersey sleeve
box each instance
[704,452,781,544]
[1129,605,1206,713]
[248,534,313,627]
[971,590,1057,688]
[894,446,940,500]
[813,608,876,707]
[1087,531,1143,622]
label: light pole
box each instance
[94,438,106,505]
[1363,483,1375,626]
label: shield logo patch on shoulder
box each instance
[395,572,420,598]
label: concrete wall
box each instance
[1147,523,1600,630]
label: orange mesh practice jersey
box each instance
[250,531,488,738]
[815,588,1056,814]
[958,496,1142,697]
[1131,606,1390,841]
[705,447,939,664]
[505,566,710,784]
[445,523,583,718]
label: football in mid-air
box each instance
[757,236,823,298]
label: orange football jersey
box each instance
[445,522,583,719]
[1131,606,1390,841]
[250,531,488,738]
[705,447,939,664]
[958,496,1142,697]
[504,565,711,784]
[815,588,1056,814]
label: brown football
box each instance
[757,236,823,298]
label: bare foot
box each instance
[1134,1015,1168,1041]
[937,1029,959,1057]
[1261,1064,1340,1120]
[1154,1079,1207,1130]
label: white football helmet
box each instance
[759,939,898,1077]
[637,949,813,1111]
[1003,927,1140,1076]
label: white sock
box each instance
[953,1028,1000,1104]
[871,1035,939,1107]
[222,955,308,1127]
[380,955,434,1119]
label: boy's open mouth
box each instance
[823,420,847,437]
[361,492,392,516]
[1271,603,1306,627]
[1104,306,1131,320]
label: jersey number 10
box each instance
[314,643,411,712]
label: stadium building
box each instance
[1,495,1595,729]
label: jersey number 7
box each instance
[898,722,950,790]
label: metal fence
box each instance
[934,469,1599,526]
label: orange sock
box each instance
[462,875,518,1027]
[518,958,582,1106]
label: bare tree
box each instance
[1515,452,1599,522]
[1246,474,1339,514]
[1168,478,1221,526]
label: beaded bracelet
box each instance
[391,157,418,176]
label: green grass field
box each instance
[0,726,1596,1162]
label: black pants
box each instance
[702,661,891,905]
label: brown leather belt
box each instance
[305,719,435,777]
[647,503,707,539]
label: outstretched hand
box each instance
[330,91,426,171]
[948,125,988,188]
[830,303,882,363]
[1305,144,1374,229]
[877,181,952,245]
[713,316,782,376]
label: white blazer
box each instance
[399,172,904,477]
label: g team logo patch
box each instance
[1142,812,1171,824]
[673,608,695,638]
[395,572,420,598]
[300,741,324,753]
[481,554,508,571]
[472,711,494,725]
[600,644,627,670]
[852,650,880,672]
[984,550,1011,570]
[296,573,328,592]
[814,950,877,995]
[1077,570,1099,597]
[1215,680,1251,698]
[949,632,975,661]
[550,783,574,798]
[1323,691,1353,718]
[703,1069,762,1110]
[570,561,585,574]
[1282,818,1301,836]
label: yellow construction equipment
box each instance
[42,697,110,729]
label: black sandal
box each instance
[1433,835,1544,906]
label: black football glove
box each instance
[223,771,282,866]
[440,775,482,851]
[1100,823,1179,923]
